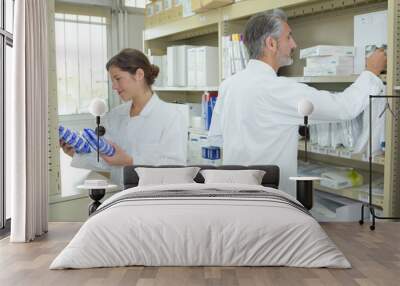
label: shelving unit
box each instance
[144,0,400,218]
[314,182,384,209]
[291,74,387,84]
[298,140,385,167]
[153,86,219,91]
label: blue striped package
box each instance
[59,125,92,154]
[82,128,115,157]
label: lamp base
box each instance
[88,189,106,215]
[296,180,314,210]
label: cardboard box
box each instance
[191,0,207,13]
[153,0,164,14]
[163,0,173,10]
[191,0,233,13]
[145,3,154,17]
[300,45,355,59]
[202,0,233,9]
[173,0,182,6]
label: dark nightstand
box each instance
[289,177,322,210]
[78,183,118,215]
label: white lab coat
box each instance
[71,94,187,186]
[209,59,384,196]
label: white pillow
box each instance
[135,167,200,186]
[200,169,266,185]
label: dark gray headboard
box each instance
[123,165,280,190]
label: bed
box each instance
[50,165,350,269]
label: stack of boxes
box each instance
[145,0,184,27]
[145,0,238,27]
[187,46,219,87]
[149,45,218,88]
[167,45,195,86]
[300,45,355,76]
[148,54,168,87]
[191,0,233,13]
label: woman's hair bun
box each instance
[150,64,160,79]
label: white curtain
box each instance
[111,0,129,54]
[109,0,129,108]
[10,0,49,242]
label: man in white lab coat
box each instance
[208,9,386,196]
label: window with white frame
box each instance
[125,0,146,8]
[1,0,14,232]
[55,12,109,115]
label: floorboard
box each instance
[0,222,399,286]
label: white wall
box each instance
[127,12,144,51]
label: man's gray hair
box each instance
[243,9,288,59]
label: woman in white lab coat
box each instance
[60,49,187,186]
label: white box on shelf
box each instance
[320,171,353,190]
[339,150,352,159]
[300,45,355,59]
[327,148,340,157]
[354,10,387,74]
[163,0,173,10]
[187,103,202,117]
[184,103,202,128]
[311,144,319,153]
[148,55,164,87]
[153,0,164,14]
[182,0,195,17]
[187,48,198,87]
[317,146,328,154]
[303,65,354,76]
[196,46,219,87]
[306,56,354,68]
[167,45,195,87]
[162,55,168,86]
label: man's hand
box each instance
[59,139,75,157]
[366,49,387,76]
[101,141,133,166]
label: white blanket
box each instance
[50,183,351,269]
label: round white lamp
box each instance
[290,99,318,210]
[89,98,108,162]
[89,98,107,117]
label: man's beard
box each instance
[278,52,293,67]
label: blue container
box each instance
[59,125,91,153]
[201,146,221,160]
[82,128,115,157]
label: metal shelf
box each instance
[224,0,386,22]
[144,10,220,41]
[144,0,387,40]
[291,74,386,83]
[143,0,399,216]
[154,86,219,92]
[298,140,385,166]
[144,0,313,41]
[314,182,384,208]
[222,0,313,21]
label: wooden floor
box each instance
[0,222,399,286]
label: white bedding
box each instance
[50,183,351,269]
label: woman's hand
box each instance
[59,139,75,157]
[100,141,133,166]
